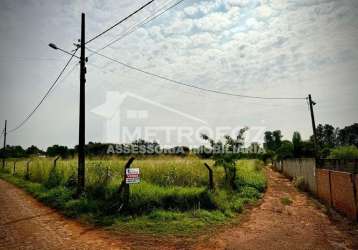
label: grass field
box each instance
[0,156,266,235]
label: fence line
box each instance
[273,158,358,221]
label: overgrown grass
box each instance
[0,157,266,235]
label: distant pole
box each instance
[2,120,7,169]
[77,13,86,195]
[308,94,318,161]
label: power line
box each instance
[7,49,79,133]
[86,0,155,45]
[86,47,307,100]
[89,0,186,56]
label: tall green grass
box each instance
[0,156,266,234]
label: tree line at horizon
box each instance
[0,123,357,160]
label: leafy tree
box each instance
[272,130,283,149]
[264,130,282,151]
[264,131,275,151]
[26,145,43,156]
[46,145,70,158]
[201,127,248,190]
[292,131,302,157]
[275,140,294,160]
[313,124,339,149]
[0,145,26,158]
[337,123,358,147]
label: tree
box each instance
[264,131,274,151]
[312,123,339,149]
[272,130,282,150]
[264,130,282,151]
[26,145,43,156]
[337,123,358,147]
[46,145,70,158]
[201,127,248,190]
[292,131,302,157]
[276,140,294,160]
[0,145,26,158]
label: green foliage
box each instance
[0,157,266,235]
[292,131,302,157]
[264,130,282,151]
[46,145,70,158]
[45,167,63,188]
[328,145,358,160]
[275,141,294,160]
[201,127,248,190]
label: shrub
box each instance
[328,146,358,160]
[45,167,64,188]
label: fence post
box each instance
[25,160,31,180]
[53,156,60,169]
[117,157,135,209]
[13,160,17,176]
[204,163,215,191]
[328,170,333,207]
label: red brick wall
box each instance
[316,169,331,206]
[330,171,357,221]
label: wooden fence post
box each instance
[204,163,215,191]
[53,156,60,169]
[117,157,135,209]
[25,160,31,180]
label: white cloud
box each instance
[194,8,240,32]
[190,32,215,46]
[184,6,198,17]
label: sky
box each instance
[0,0,358,149]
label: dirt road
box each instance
[1,168,357,249]
[195,167,358,250]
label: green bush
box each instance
[45,167,64,188]
[328,146,358,160]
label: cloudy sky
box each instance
[0,0,358,149]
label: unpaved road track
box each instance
[1,168,357,250]
[194,167,358,250]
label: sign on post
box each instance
[125,168,140,184]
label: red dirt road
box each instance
[195,168,358,250]
[1,168,357,249]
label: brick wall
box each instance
[316,169,331,206]
[330,171,357,220]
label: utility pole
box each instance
[308,94,318,161]
[77,13,86,195]
[2,120,6,169]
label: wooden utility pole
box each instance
[77,13,86,195]
[308,94,318,161]
[2,120,7,169]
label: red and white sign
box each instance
[125,168,140,184]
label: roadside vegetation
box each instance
[0,156,266,235]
